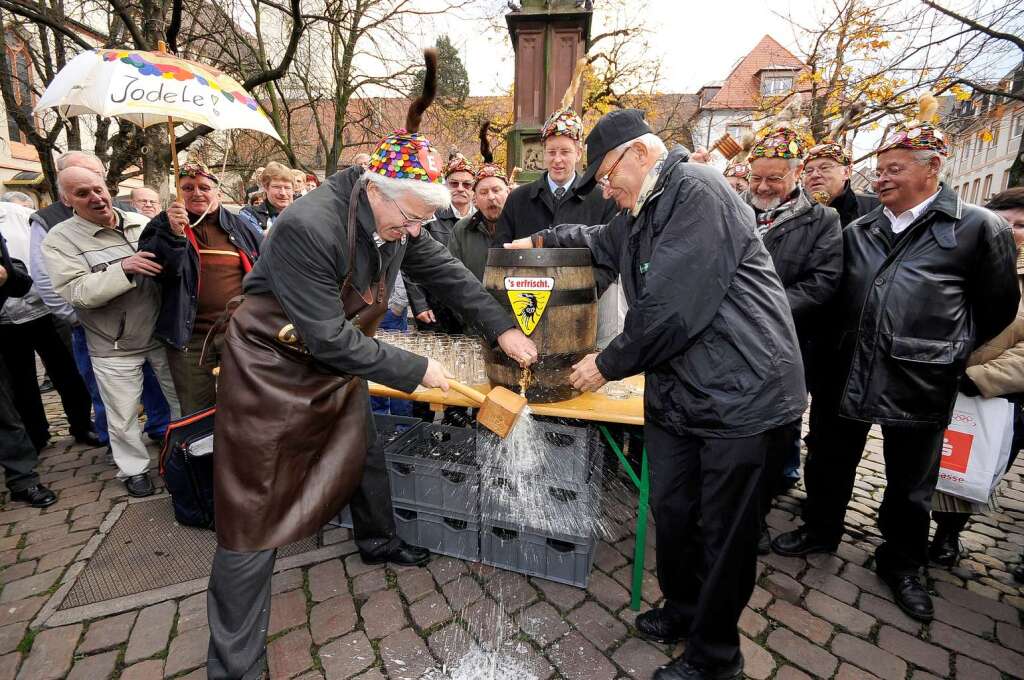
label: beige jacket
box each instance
[965,250,1024,397]
[41,209,160,358]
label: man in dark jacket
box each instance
[140,162,262,415]
[403,152,475,334]
[449,161,511,285]
[743,124,843,530]
[803,142,879,226]
[508,109,806,680]
[0,235,56,507]
[772,110,1019,623]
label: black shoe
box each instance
[124,473,155,498]
[635,607,688,644]
[654,656,743,680]
[39,378,53,393]
[771,527,838,557]
[758,529,771,555]
[9,485,57,508]
[928,530,962,567]
[73,430,103,447]
[880,572,933,622]
[360,541,430,567]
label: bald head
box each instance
[58,167,114,226]
[56,152,105,204]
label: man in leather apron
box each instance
[206,49,538,679]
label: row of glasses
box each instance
[376,330,488,385]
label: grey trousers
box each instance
[207,546,275,680]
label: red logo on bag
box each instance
[941,430,973,473]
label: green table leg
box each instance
[599,425,649,611]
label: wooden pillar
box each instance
[505,0,592,183]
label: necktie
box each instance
[554,186,566,202]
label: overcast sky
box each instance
[423,0,826,97]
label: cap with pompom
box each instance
[749,95,814,160]
[443,151,476,178]
[804,101,864,166]
[876,93,947,156]
[366,49,444,183]
[474,121,508,186]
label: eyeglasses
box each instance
[871,164,912,179]
[804,163,841,177]
[597,148,631,189]
[134,199,160,206]
[390,198,433,227]
[748,170,796,186]
[447,180,474,190]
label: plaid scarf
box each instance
[753,188,804,238]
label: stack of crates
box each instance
[334,416,481,562]
[477,420,602,587]
[333,415,603,587]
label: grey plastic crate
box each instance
[479,519,595,588]
[479,467,602,538]
[373,413,423,451]
[386,424,479,515]
[477,421,597,485]
[394,504,480,562]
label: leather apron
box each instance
[213,182,389,552]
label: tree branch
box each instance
[106,0,149,49]
[921,0,1024,53]
[166,0,182,53]
[0,0,91,49]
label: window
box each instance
[761,75,794,96]
[987,124,1000,159]
[726,124,750,140]
[971,179,981,203]
[1012,111,1024,139]
[3,31,35,145]
[982,175,993,201]
[953,185,960,197]
[1002,170,1011,192]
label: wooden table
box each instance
[368,376,650,610]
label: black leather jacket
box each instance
[824,184,1019,426]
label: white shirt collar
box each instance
[547,173,576,194]
[883,189,941,235]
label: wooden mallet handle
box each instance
[447,380,487,406]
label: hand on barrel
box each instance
[570,352,607,392]
[503,237,533,250]
[421,357,453,392]
[497,329,538,368]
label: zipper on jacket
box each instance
[113,312,126,351]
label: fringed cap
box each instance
[474,121,508,186]
[876,93,948,156]
[805,101,864,166]
[541,58,587,142]
[749,94,814,160]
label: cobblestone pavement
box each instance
[1,394,1023,679]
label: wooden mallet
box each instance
[447,381,528,439]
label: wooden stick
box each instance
[446,380,487,406]
[156,41,182,202]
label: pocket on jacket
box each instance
[890,336,956,364]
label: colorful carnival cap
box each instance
[541,58,587,142]
[805,101,864,166]
[475,121,508,186]
[178,160,218,183]
[876,93,948,156]
[749,94,814,160]
[443,150,476,178]
[367,49,443,183]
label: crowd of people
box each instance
[2,44,1024,679]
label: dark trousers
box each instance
[803,404,944,576]
[646,420,769,669]
[167,333,218,416]
[0,356,40,492]
[206,545,274,680]
[71,325,170,441]
[350,401,401,556]
[761,419,803,521]
[0,315,94,449]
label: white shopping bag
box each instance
[937,394,1014,504]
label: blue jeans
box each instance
[370,310,412,417]
[71,325,172,442]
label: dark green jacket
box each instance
[448,212,496,283]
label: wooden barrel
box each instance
[483,248,597,403]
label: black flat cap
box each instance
[578,108,652,190]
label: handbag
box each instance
[937,394,1014,504]
[159,407,217,529]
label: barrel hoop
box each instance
[488,287,596,307]
[485,247,593,267]
[488,348,597,371]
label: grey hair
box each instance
[363,172,451,211]
[55,150,105,172]
[610,132,667,157]
[1,191,34,207]
[912,149,945,177]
